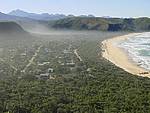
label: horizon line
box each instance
[1,9,150,19]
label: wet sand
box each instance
[102,33,150,78]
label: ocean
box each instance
[118,32,150,71]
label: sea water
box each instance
[118,32,150,71]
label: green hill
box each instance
[0,22,27,34]
[51,17,150,31]
[0,21,35,40]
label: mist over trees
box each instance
[0,10,150,113]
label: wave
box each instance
[117,32,150,71]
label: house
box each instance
[66,62,75,67]
[48,68,54,73]
[20,53,27,56]
[35,73,50,80]
[61,63,65,66]
[66,60,75,67]
[63,49,72,54]
[58,60,62,64]
[49,75,55,79]
[139,72,149,75]
[87,68,91,72]
[38,62,50,66]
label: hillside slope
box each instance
[0,12,48,31]
[51,17,150,31]
[0,22,26,34]
[0,22,34,40]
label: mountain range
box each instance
[0,11,32,21]
[8,9,68,21]
[8,9,95,21]
[0,11,50,32]
[0,10,150,32]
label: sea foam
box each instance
[118,32,150,71]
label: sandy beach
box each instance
[102,33,150,78]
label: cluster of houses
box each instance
[34,46,77,80]
[32,43,87,80]
[35,68,55,80]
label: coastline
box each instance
[102,33,150,78]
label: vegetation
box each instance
[51,17,150,31]
[0,22,25,33]
[1,30,150,113]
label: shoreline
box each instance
[102,33,150,78]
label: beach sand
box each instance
[102,33,150,78]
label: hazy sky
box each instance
[0,0,150,17]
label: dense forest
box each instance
[50,17,150,31]
[0,31,150,113]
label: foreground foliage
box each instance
[1,32,150,113]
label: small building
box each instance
[58,60,62,64]
[49,75,55,79]
[38,62,50,66]
[87,68,92,72]
[20,53,27,56]
[63,49,72,54]
[61,63,65,66]
[139,72,149,75]
[0,70,4,73]
[35,73,49,80]
[48,68,54,73]
[44,48,49,53]
[66,62,75,67]
[66,60,75,67]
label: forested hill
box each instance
[0,22,35,40]
[0,22,27,34]
[51,17,150,31]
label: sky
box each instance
[0,0,150,17]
